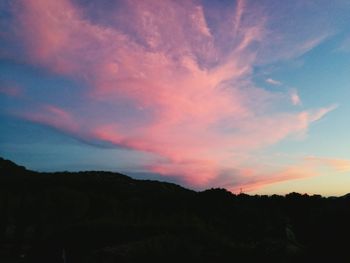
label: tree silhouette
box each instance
[0,157,349,262]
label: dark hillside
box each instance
[0,157,349,262]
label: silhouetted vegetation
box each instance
[0,157,349,262]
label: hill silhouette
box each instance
[0,157,349,262]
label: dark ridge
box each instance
[0,157,27,175]
[0,157,349,263]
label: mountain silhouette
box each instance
[0,157,349,263]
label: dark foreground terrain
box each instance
[0,157,349,262]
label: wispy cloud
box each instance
[3,0,338,190]
[290,89,302,106]
[0,80,22,97]
[305,156,350,173]
[237,155,350,193]
[266,78,282,86]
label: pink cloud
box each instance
[242,156,350,194]
[0,84,22,97]
[228,165,319,193]
[10,0,338,190]
[290,89,302,106]
[305,156,350,173]
[20,104,80,134]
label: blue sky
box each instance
[1,0,350,195]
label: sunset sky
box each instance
[1,0,350,196]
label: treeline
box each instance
[0,157,349,262]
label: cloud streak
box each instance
[266,78,282,86]
[5,0,338,190]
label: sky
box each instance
[1,0,350,196]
